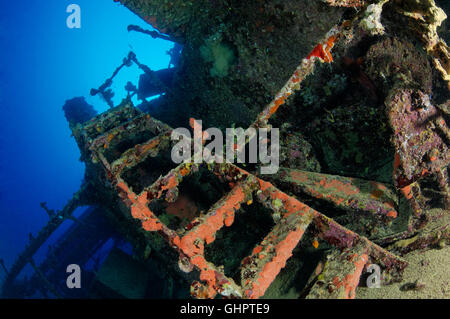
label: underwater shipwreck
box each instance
[1,0,449,299]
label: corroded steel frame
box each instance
[85,102,406,299]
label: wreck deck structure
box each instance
[1,0,449,299]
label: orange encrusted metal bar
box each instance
[313,212,408,277]
[122,162,252,299]
[88,114,173,174]
[116,179,165,232]
[110,131,173,177]
[254,24,345,125]
[270,168,399,220]
[87,113,164,152]
[113,162,184,236]
[81,102,141,139]
[188,257,242,299]
[252,174,407,288]
[306,241,370,299]
[144,162,198,201]
[240,208,313,299]
[256,176,319,220]
[114,162,200,230]
[175,179,256,257]
[113,161,244,299]
[239,21,351,153]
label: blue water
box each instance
[0,0,173,273]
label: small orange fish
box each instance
[312,239,319,249]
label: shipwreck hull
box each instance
[2,0,449,299]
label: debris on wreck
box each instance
[63,97,98,126]
[2,0,449,299]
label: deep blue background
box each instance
[0,0,172,273]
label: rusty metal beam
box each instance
[269,168,399,220]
